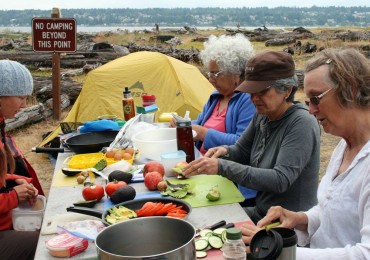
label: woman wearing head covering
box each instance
[170,34,257,203]
[251,48,370,259]
[0,60,40,259]
[182,51,321,224]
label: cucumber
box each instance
[208,235,223,249]
[195,239,209,251]
[196,251,207,258]
[199,229,213,237]
[213,228,227,237]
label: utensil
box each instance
[66,197,192,226]
[96,216,196,259]
[33,131,118,154]
[196,220,226,236]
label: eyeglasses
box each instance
[207,71,223,79]
[305,88,333,106]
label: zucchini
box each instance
[208,235,223,249]
[196,251,207,258]
[199,229,213,237]
[213,228,227,237]
[195,239,209,251]
[221,230,227,243]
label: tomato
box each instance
[82,184,105,201]
[105,180,128,197]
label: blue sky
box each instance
[1,0,369,10]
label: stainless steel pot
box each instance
[96,216,196,259]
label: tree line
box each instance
[0,6,368,27]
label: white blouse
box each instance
[295,139,370,259]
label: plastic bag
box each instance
[57,220,105,241]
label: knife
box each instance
[196,220,226,236]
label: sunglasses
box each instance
[305,88,333,106]
[207,71,223,79]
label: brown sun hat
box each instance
[236,51,295,94]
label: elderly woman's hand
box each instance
[241,222,262,246]
[256,206,308,232]
[182,157,219,177]
[13,179,38,202]
[204,146,228,158]
[169,117,177,128]
[191,125,207,142]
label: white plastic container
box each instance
[160,150,187,177]
[12,195,46,231]
[132,128,178,161]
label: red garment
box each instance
[0,174,32,231]
[200,100,227,155]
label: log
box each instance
[5,94,70,132]
[0,51,124,69]
[33,76,82,103]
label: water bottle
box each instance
[222,228,247,260]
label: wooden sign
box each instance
[32,18,76,52]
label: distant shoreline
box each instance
[0,25,319,34]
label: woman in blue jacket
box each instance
[171,34,256,154]
[170,34,256,202]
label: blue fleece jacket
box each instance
[193,91,257,199]
[193,90,256,150]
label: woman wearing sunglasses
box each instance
[182,51,321,224]
[248,48,370,259]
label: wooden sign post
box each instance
[32,8,76,120]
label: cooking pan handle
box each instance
[32,147,65,153]
[66,206,104,218]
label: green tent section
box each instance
[40,51,214,146]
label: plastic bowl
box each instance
[132,128,178,161]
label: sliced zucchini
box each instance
[221,230,227,243]
[195,239,209,251]
[208,235,223,249]
[199,229,213,237]
[213,228,227,237]
[196,251,207,258]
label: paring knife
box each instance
[196,220,226,236]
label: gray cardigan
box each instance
[218,102,320,223]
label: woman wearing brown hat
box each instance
[252,48,370,259]
[0,60,40,259]
[182,51,321,224]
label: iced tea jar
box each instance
[176,120,195,163]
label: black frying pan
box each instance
[33,130,118,154]
[66,197,192,226]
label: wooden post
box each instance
[51,8,61,120]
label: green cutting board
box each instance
[169,175,244,208]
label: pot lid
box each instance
[249,229,283,259]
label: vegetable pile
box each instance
[135,202,188,219]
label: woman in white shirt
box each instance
[242,48,370,259]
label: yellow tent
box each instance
[40,51,214,146]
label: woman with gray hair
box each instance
[182,51,321,224]
[171,33,255,153]
[170,33,257,203]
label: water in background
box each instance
[0,26,288,34]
